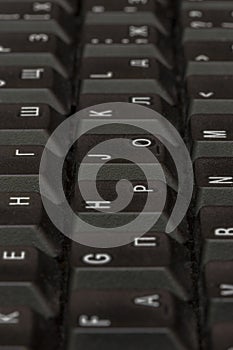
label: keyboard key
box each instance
[82,0,166,13]
[183,29,233,62]
[0,0,77,13]
[79,79,177,122]
[76,132,173,166]
[205,261,233,324]
[72,171,184,242]
[0,104,66,144]
[186,62,233,100]
[0,33,74,77]
[0,145,42,175]
[70,232,192,300]
[82,12,168,45]
[195,158,233,188]
[0,2,75,43]
[182,2,233,30]
[194,157,233,213]
[190,101,233,143]
[0,191,42,224]
[0,306,58,348]
[80,44,173,79]
[0,177,63,257]
[0,246,60,317]
[189,100,233,160]
[74,177,174,214]
[0,66,71,114]
[67,289,198,350]
[199,206,233,264]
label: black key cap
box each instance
[72,174,183,242]
[0,2,75,43]
[0,104,65,144]
[189,100,233,159]
[195,158,233,189]
[79,79,177,121]
[0,246,60,317]
[182,2,233,30]
[78,74,176,128]
[210,323,233,350]
[82,0,166,13]
[75,131,174,168]
[190,101,233,143]
[205,261,233,324]
[80,44,173,79]
[67,289,198,350]
[70,233,192,300]
[74,178,174,213]
[0,0,77,14]
[186,62,233,100]
[0,179,63,257]
[82,12,168,45]
[199,206,233,264]
[0,306,58,349]
[0,189,43,226]
[183,30,233,62]
[74,156,181,245]
[194,157,233,212]
[0,145,42,175]
[0,66,71,114]
[0,33,74,77]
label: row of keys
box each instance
[181,2,233,349]
[66,3,199,350]
[0,2,78,348]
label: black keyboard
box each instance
[0,0,233,349]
